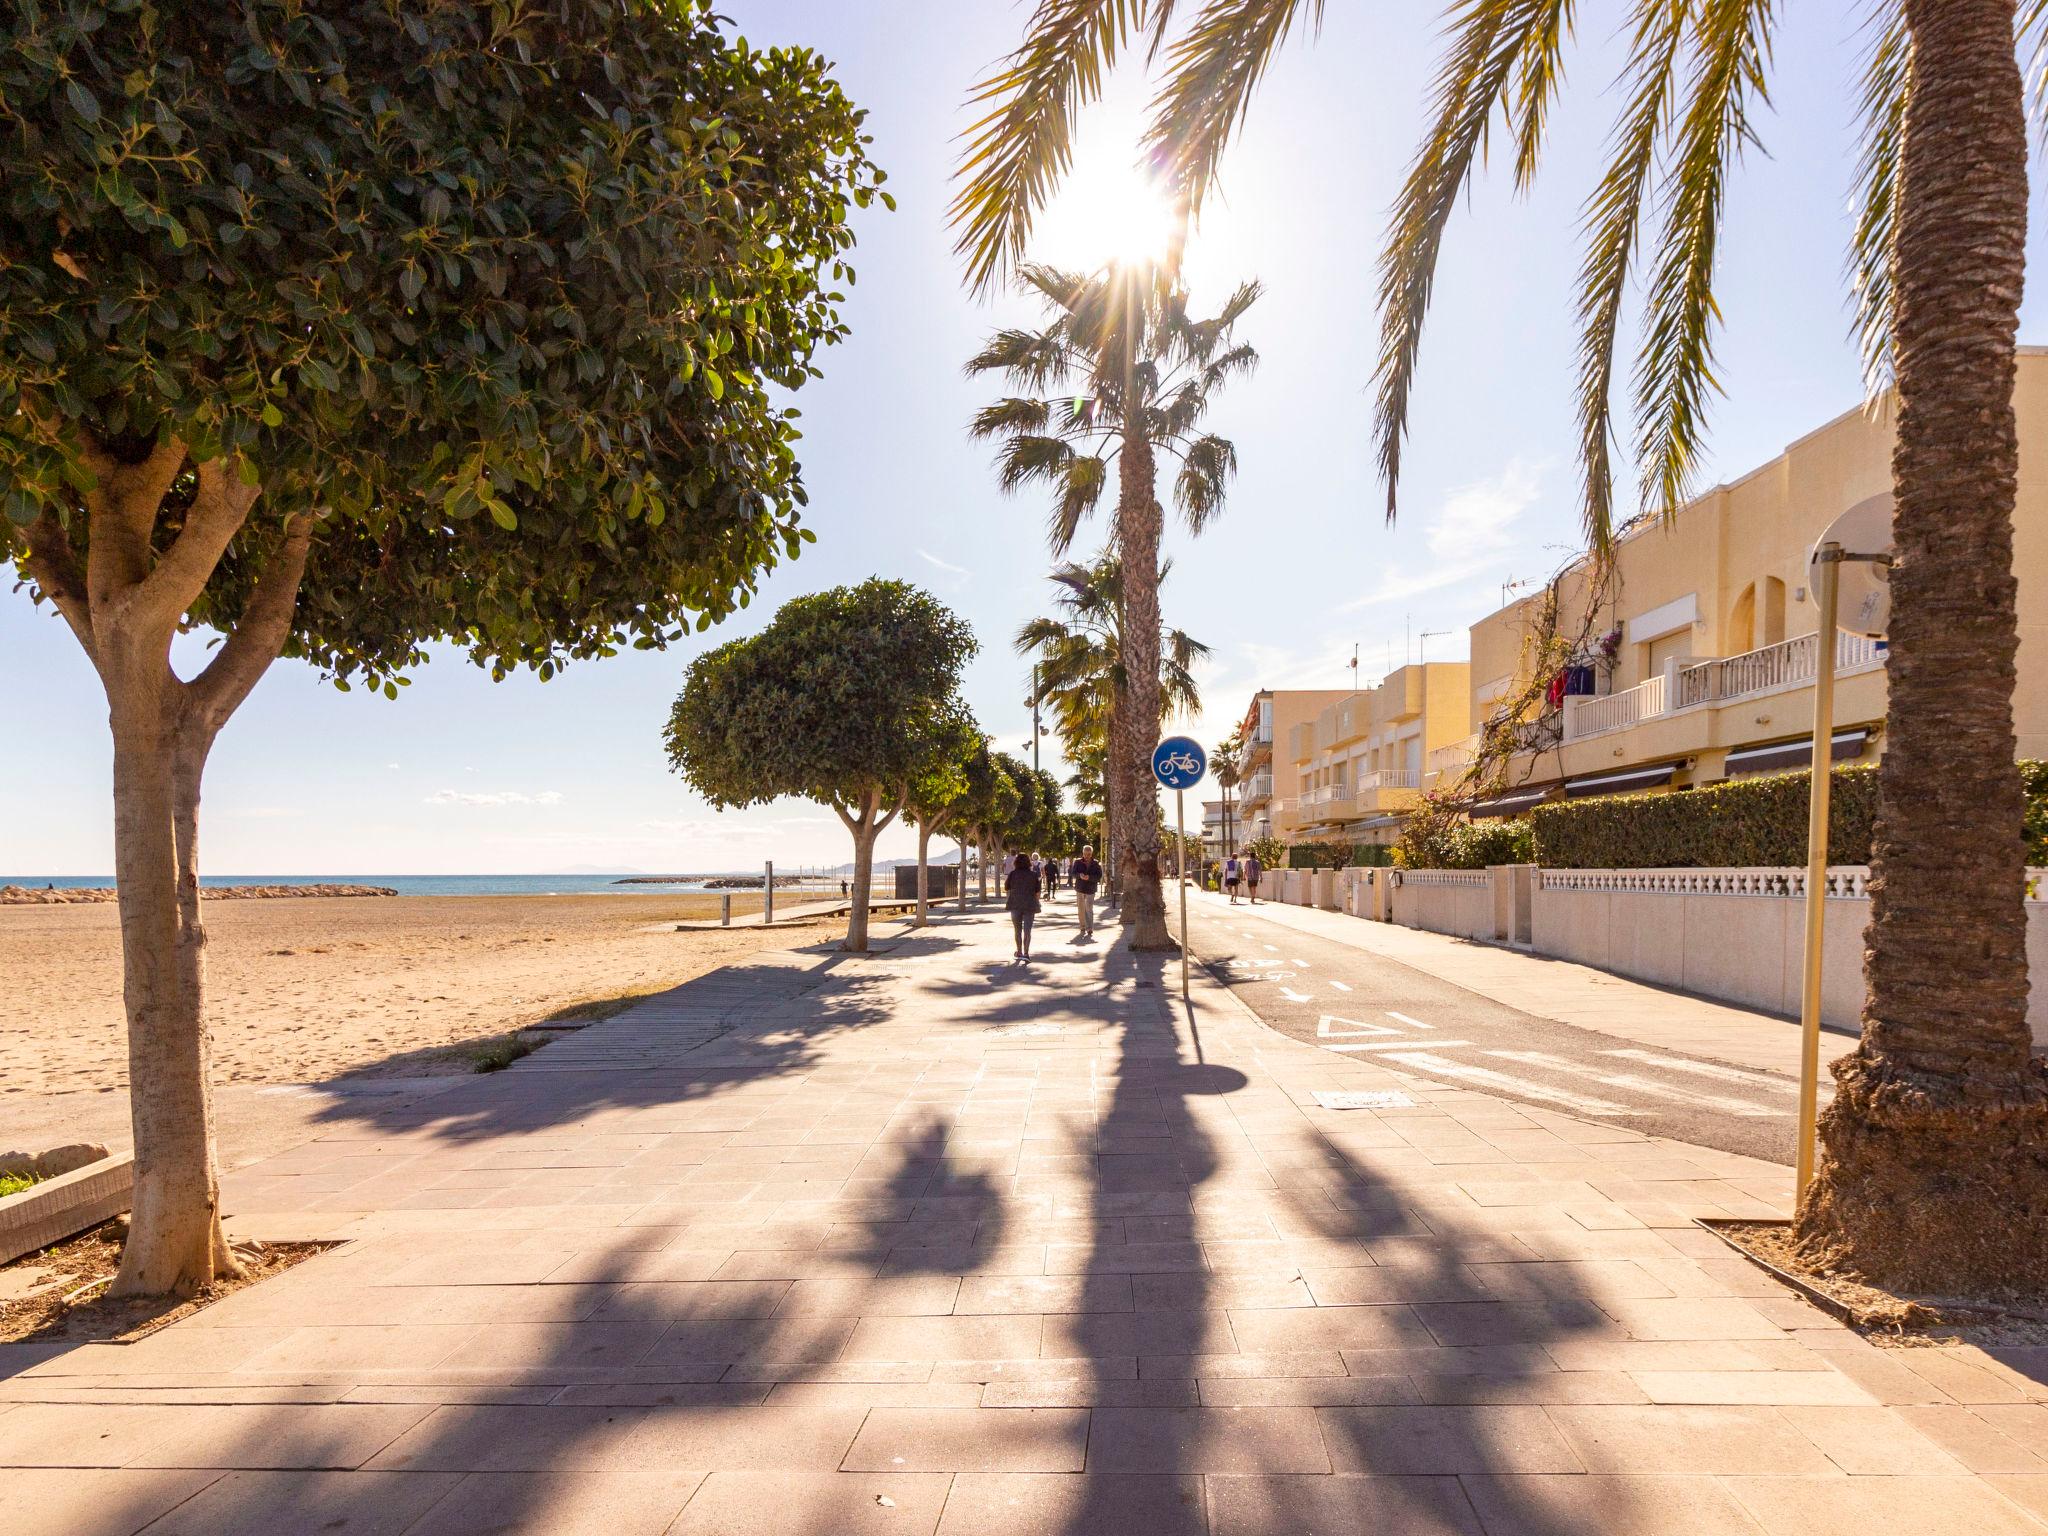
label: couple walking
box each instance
[1005,845,1103,960]
[1223,850,1263,904]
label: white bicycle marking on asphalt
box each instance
[1328,980,1352,992]
[1290,958,1311,968]
[1598,1049,1799,1093]
[1385,1011,1434,1031]
[1324,1039,1474,1053]
[1487,1050,1786,1118]
[1382,1052,1641,1116]
[1280,987,1313,1003]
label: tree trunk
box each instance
[844,792,880,953]
[107,680,239,1297]
[1116,424,1174,950]
[1797,0,2048,1295]
[913,819,934,926]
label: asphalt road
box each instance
[1175,896,1806,1165]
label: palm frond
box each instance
[952,0,1146,295]
[1049,452,1111,551]
[1633,0,1776,521]
[2024,0,2048,141]
[1143,0,1322,224]
[969,396,1054,440]
[1848,1,1907,398]
[1373,0,1574,521]
[995,434,1087,497]
[1572,0,1690,550]
[1200,339,1260,392]
[963,326,1079,391]
[1173,433,1238,532]
[1509,0,1577,189]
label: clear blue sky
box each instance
[8,2,2045,874]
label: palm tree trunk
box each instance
[1797,0,2048,1295]
[1116,423,1175,951]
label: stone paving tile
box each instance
[1895,1405,2048,1474]
[1457,1472,1766,1535]
[1206,1473,1483,1535]
[842,1314,1044,1361]
[1088,1405,1331,1474]
[132,1469,457,1535]
[0,1468,220,1536]
[127,1404,432,1469]
[840,1407,1089,1472]
[1316,1404,1585,1475]
[1720,1474,2048,1536]
[1628,1369,1879,1406]
[0,1404,197,1466]
[667,1471,951,1536]
[1545,1405,1838,1474]
[401,1470,707,1535]
[937,1472,1209,1535]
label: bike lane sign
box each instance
[1152,736,1207,790]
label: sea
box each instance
[3,874,778,898]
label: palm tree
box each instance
[1018,553,1209,910]
[1214,727,1244,857]
[970,265,1255,950]
[956,0,2047,1294]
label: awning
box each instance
[1564,763,1678,799]
[1342,815,1407,833]
[1725,728,1871,777]
[1469,786,1555,819]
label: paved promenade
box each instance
[2,901,2044,1535]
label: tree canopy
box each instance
[2,0,885,686]
[665,579,978,819]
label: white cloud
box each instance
[1425,457,1543,561]
[426,789,564,808]
[916,549,970,587]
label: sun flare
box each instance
[1033,157,1181,271]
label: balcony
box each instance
[1560,632,1887,745]
[1427,734,1479,778]
[1242,772,1274,802]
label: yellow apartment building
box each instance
[1231,688,1350,845]
[1281,663,1474,846]
[1443,349,2048,814]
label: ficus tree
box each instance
[665,580,978,953]
[965,747,1024,899]
[905,705,984,926]
[1,0,879,1296]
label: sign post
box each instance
[1795,497,1893,1203]
[1151,736,1208,1002]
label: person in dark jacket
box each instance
[1005,851,1042,960]
[1069,844,1103,939]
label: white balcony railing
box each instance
[1243,772,1274,801]
[1561,632,1888,744]
[1674,631,1885,710]
[1355,769,1421,792]
[1427,735,1479,776]
[1563,675,1668,742]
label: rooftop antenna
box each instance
[1418,628,1452,664]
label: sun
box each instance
[1033,157,1181,271]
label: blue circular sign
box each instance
[1152,735,1207,790]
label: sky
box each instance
[8,2,2048,875]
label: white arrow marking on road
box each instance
[1328,980,1352,992]
[1318,1014,1398,1038]
[1383,1052,1642,1116]
[1280,987,1313,1002]
[1385,1011,1434,1031]
[1598,1049,1799,1093]
[1325,1039,1474,1053]
[1487,1051,1786,1118]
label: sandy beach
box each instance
[0,891,824,1104]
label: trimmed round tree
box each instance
[665,580,978,952]
[0,1,880,1296]
[906,709,986,926]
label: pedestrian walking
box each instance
[1006,852,1041,960]
[1243,850,1263,904]
[1224,854,1241,903]
[1070,844,1102,939]
[1045,857,1059,895]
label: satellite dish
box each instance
[1809,493,1893,638]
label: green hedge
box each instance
[1531,761,2048,869]
[1286,841,1394,869]
[1400,817,1533,870]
